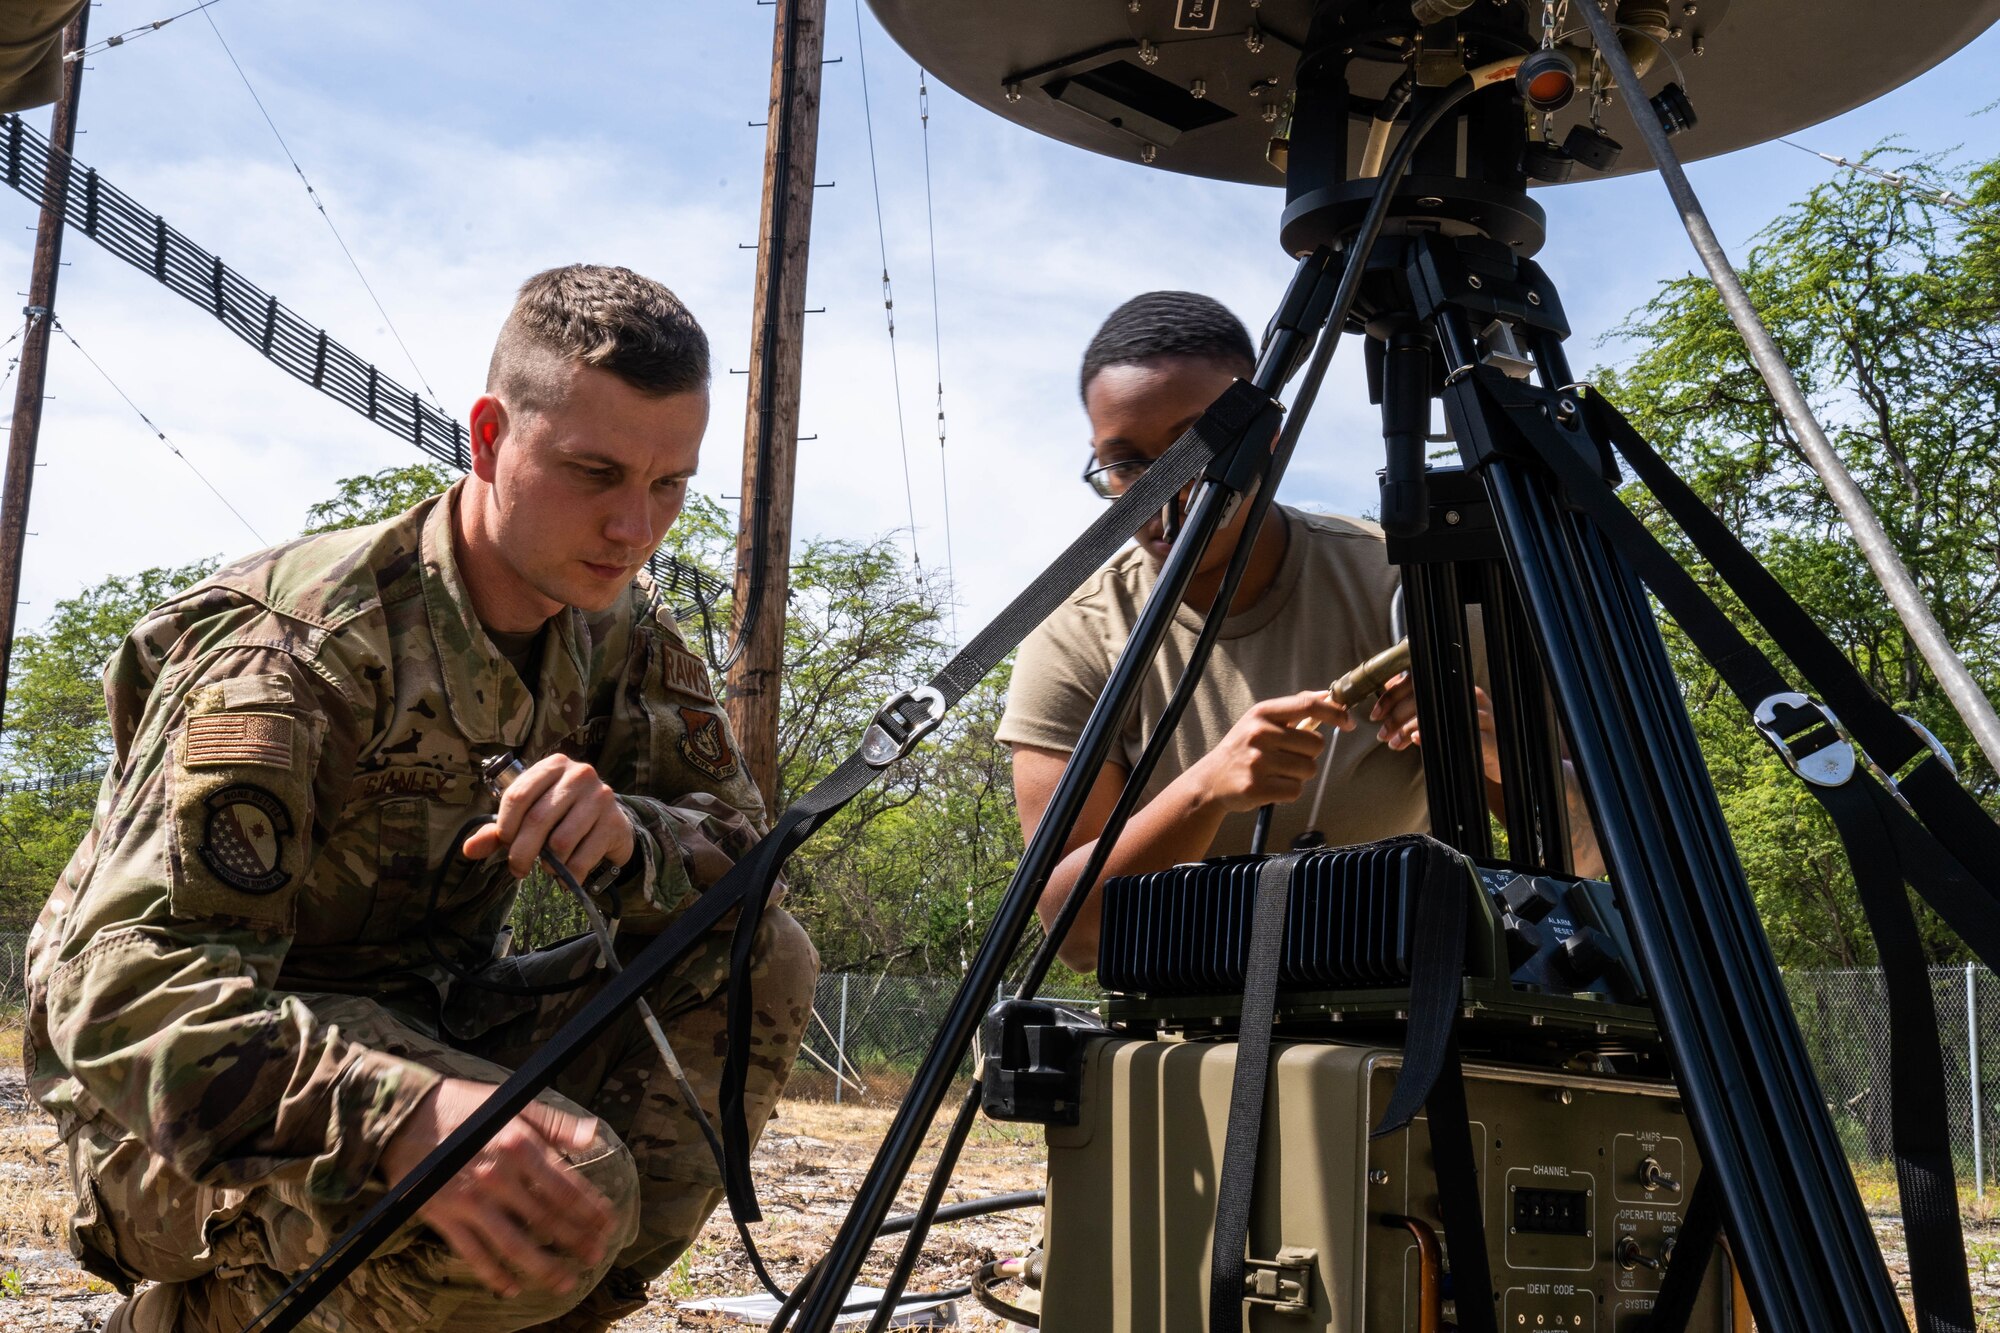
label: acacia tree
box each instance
[660,503,1023,973]
[0,560,218,924]
[1598,146,2000,968]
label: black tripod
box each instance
[782,77,1909,1333]
[249,26,1950,1333]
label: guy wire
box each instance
[52,317,266,544]
[1778,138,1993,217]
[851,0,925,573]
[199,5,442,409]
[65,0,225,62]
[918,69,960,646]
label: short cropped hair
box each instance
[487,264,710,412]
[1079,290,1256,401]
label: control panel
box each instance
[1478,865,1646,1005]
[1040,1037,1740,1332]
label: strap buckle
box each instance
[1752,692,1856,787]
[1864,713,1959,813]
[860,685,946,768]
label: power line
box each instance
[52,318,267,545]
[917,67,959,645]
[64,0,225,62]
[850,0,923,572]
[0,112,723,620]
[198,5,442,407]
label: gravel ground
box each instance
[0,1073,1042,1331]
[5,1067,2000,1330]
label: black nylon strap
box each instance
[1518,381,2000,969]
[1209,851,1303,1333]
[1367,838,1497,1333]
[1424,1043,1497,1333]
[1372,838,1477,1140]
[246,386,1240,1333]
[1589,398,2000,895]
[1476,374,1977,1333]
[1837,784,1975,1333]
[1647,1174,1723,1332]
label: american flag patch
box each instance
[185,713,294,769]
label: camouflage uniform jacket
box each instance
[23,482,770,1208]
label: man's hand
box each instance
[1183,690,1352,814]
[379,1078,619,1299]
[1372,673,1502,785]
[462,754,636,878]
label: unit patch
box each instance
[197,784,294,895]
[677,706,738,782]
[184,712,294,769]
[661,639,717,704]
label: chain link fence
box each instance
[0,932,22,1009]
[790,963,2000,1197]
[1785,963,2000,1196]
[2,931,1995,1193]
[785,972,1101,1106]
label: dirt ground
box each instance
[3,1061,2000,1330]
[0,1072,1045,1332]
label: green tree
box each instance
[1598,145,2000,968]
[303,463,453,533]
[0,560,217,925]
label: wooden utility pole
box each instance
[0,2,86,734]
[725,0,827,807]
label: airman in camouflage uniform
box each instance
[23,265,818,1332]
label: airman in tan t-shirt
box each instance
[998,291,1594,974]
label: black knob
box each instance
[1557,926,1617,984]
[1502,912,1545,970]
[1501,874,1564,923]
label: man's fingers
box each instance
[1369,672,1415,721]
[461,824,502,862]
[492,761,566,842]
[520,1100,602,1155]
[1261,689,1346,726]
[466,1205,580,1296]
[569,822,626,881]
[434,1214,524,1299]
[544,799,600,867]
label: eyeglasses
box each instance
[1081,456,1153,499]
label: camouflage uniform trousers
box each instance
[74,907,818,1333]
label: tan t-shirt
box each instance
[998,506,1431,856]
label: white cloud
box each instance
[3,0,1996,648]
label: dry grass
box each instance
[0,1091,1046,1330]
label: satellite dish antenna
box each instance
[868,0,2000,253]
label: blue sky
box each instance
[3,1,1996,638]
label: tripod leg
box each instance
[1472,444,1904,1333]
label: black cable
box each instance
[768,1189,1046,1329]
[860,1072,983,1333]
[970,1257,1041,1328]
[422,816,595,999]
[425,813,1025,1319]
